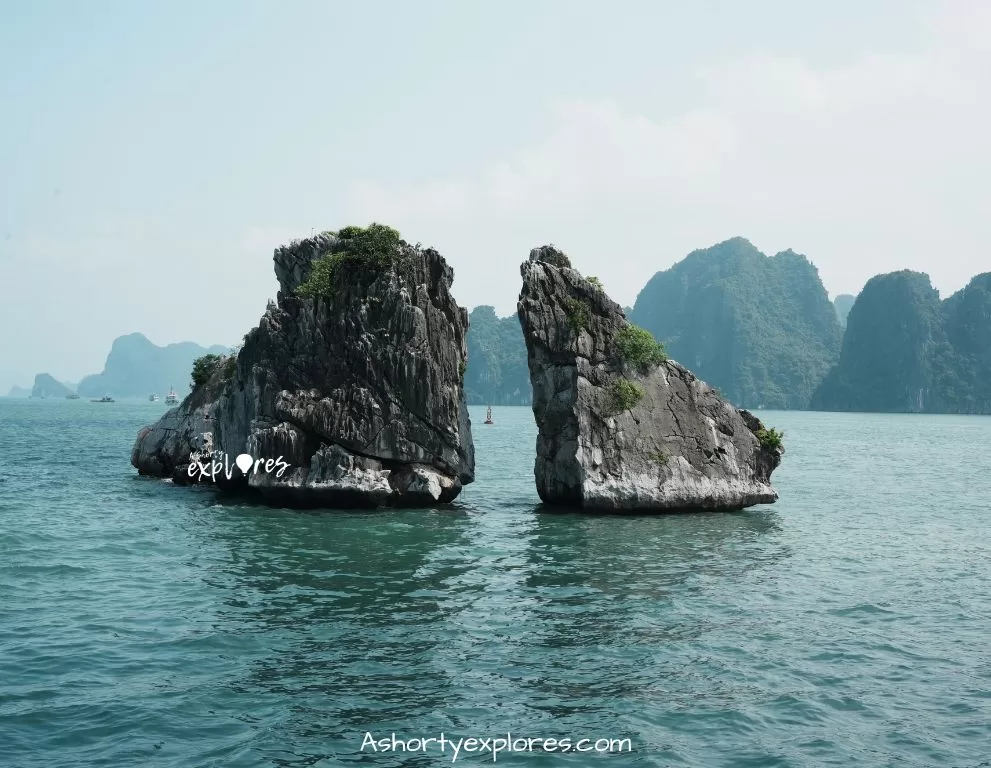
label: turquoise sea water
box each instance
[0,399,989,767]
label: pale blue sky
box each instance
[2,0,987,390]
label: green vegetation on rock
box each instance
[756,427,784,451]
[607,378,644,414]
[648,450,669,465]
[615,323,667,370]
[222,355,237,381]
[562,296,592,333]
[191,354,223,388]
[540,246,572,270]
[630,237,842,409]
[297,223,402,299]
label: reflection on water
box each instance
[195,505,476,763]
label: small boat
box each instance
[484,405,494,425]
[149,393,159,402]
[92,395,115,403]
[165,387,179,405]
[66,393,80,400]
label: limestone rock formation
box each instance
[518,246,781,511]
[132,226,475,507]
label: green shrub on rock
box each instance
[607,377,644,414]
[540,246,572,270]
[222,355,237,381]
[562,296,592,334]
[615,323,667,370]
[756,427,784,451]
[191,354,222,388]
[297,223,402,299]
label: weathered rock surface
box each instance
[132,230,475,507]
[518,246,781,511]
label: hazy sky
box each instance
[2,1,988,390]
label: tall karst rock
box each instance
[132,224,475,507]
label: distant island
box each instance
[5,333,229,399]
[630,237,843,410]
[31,373,75,399]
[77,333,229,398]
[813,271,991,413]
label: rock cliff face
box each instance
[132,228,475,507]
[518,246,781,511]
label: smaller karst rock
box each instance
[518,246,782,511]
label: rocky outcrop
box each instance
[518,246,781,511]
[132,227,475,507]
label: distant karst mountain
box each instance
[833,294,856,327]
[31,373,75,398]
[464,306,531,405]
[630,237,843,410]
[6,385,31,398]
[78,333,229,398]
[813,271,991,413]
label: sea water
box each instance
[1,399,989,766]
